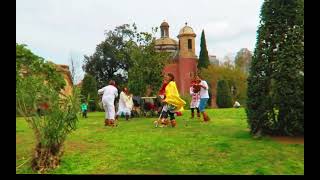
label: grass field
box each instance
[16,108,304,174]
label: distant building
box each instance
[209,55,219,65]
[155,21,198,96]
[20,63,73,96]
[55,64,73,96]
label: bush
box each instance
[216,80,232,108]
[16,44,81,173]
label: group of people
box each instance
[97,80,134,126]
[96,73,211,127]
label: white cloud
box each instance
[17,0,264,76]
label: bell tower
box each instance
[177,22,196,58]
[160,21,169,38]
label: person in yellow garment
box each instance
[161,73,186,127]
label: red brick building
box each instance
[155,21,198,96]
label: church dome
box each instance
[155,37,178,46]
[178,23,196,37]
[160,21,169,27]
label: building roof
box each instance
[178,23,196,37]
[155,37,178,46]
[160,21,169,27]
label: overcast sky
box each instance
[17,0,264,80]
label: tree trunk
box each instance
[31,143,63,173]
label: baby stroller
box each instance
[140,96,160,117]
[131,96,142,118]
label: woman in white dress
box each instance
[116,87,133,121]
[98,80,118,126]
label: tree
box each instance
[83,24,135,89]
[198,30,210,69]
[235,48,252,74]
[246,0,304,136]
[69,53,82,85]
[80,74,98,111]
[127,29,170,96]
[216,80,233,108]
[273,0,304,136]
[201,64,247,108]
[16,44,80,173]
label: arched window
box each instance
[188,39,192,49]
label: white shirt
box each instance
[234,101,240,107]
[98,85,118,100]
[118,91,133,110]
[199,80,209,98]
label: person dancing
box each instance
[161,73,186,127]
[196,75,211,122]
[190,77,201,119]
[98,80,118,127]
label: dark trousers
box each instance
[82,110,87,118]
[191,107,200,114]
[161,111,175,120]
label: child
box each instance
[161,73,186,127]
[156,79,169,127]
[190,78,201,119]
[81,102,88,118]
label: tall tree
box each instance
[198,30,210,69]
[83,24,135,89]
[216,80,233,108]
[69,53,82,85]
[127,29,170,96]
[235,48,252,74]
[81,74,98,111]
[273,0,304,136]
[246,0,304,136]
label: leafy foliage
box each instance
[80,74,98,111]
[235,48,252,74]
[198,30,210,69]
[216,80,233,108]
[246,0,304,136]
[201,64,248,107]
[16,44,81,173]
[82,24,135,89]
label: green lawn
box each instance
[16,108,304,175]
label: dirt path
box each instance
[270,136,304,145]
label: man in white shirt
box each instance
[196,75,211,122]
[98,80,118,126]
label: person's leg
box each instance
[169,111,176,127]
[199,98,210,122]
[160,111,167,126]
[196,107,201,118]
[108,101,116,126]
[103,102,109,126]
[191,108,195,119]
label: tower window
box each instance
[188,39,192,49]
